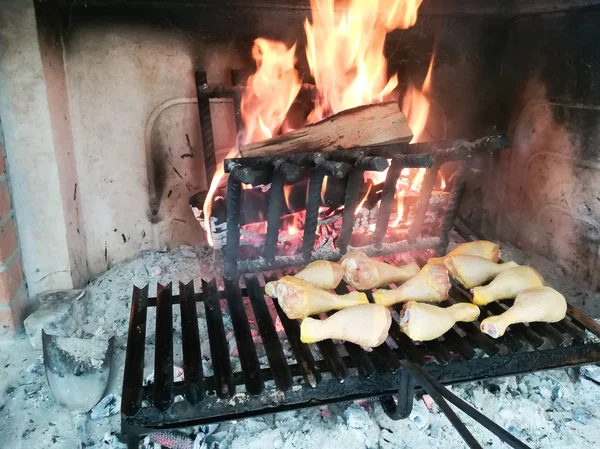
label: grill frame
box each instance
[220,136,509,278]
[189,75,510,279]
[121,269,600,435]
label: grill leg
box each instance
[117,433,142,449]
[402,361,532,449]
[379,369,415,420]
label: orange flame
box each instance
[439,173,446,190]
[402,52,434,143]
[355,182,372,214]
[241,38,302,145]
[410,168,426,191]
[202,0,429,246]
[321,176,329,203]
[391,190,405,227]
[203,147,239,247]
[288,215,302,235]
[304,0,423,123]
[283,184,294,210]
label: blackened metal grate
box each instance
[121,267,600,435]
[191,73,510,279]
[221,137,510,278]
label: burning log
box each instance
[239,101,413,157]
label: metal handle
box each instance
[401,361,531,449]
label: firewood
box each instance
[239,101,413,157]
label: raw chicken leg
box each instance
[341,251,420,289]
[480,287,567,338]
[400,301,480,341]
[300,304,392,347]
[427,241,500,266]
[444,255,519,288]
[265,276,368,319]
[294,260,344,290]
[471,266,543,306]
[372,264,451,306]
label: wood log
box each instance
[239,101,413,157]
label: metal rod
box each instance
[227,163,271,185]
[195,71,216,183]
[121,285,148,417]
[373,158,402,246]
[154,283,174,411]
[179,281,203,404]
[196,83,316,98]
[338,168,364,254]
[236,237,442,273]
[224,135,509,173]
[401,362,483,449]
[407,162,441,243]
[264,168,286,263]
[224,176,242,279]
[267,273,322,387]
[245,277,293,391]
[225,278,264,395]
[301,170,326,261]
[231,70,244,134]
[203,279,235,398]
[415,363,532,449]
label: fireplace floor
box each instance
[1,238,600,448]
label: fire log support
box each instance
[219,135,509,277]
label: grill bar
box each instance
[225,278,264,395]
[122,285,148,416]
[245,277,293,391]
[301,170,326,261]
[195,71,216,183]
[338,168,365,254]
[224,177,242,278]
[179,281,203,404]
[373,158,402,246]
[154,283,174,411]
[203,279,235,398]
[312,335,349,381]
[268,277,322,387]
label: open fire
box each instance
[202,0,446,250]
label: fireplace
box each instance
[2,0,600,448]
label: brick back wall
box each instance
[0,127,28,340]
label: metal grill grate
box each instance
[121,266,600,435]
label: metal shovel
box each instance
[42,330,115,444]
